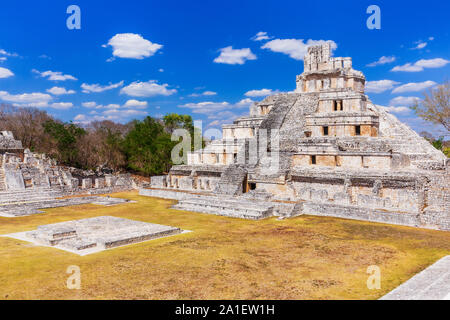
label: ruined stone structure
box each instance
[0,131,135,194]
[141,43,449,231]
[0,131,136,216]
[4,216,183,255]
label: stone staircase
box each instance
[213,165,247,195]
[172,194,302,220]
[0,195,131,217]
[0,187,63,205]
[173,195,274,220]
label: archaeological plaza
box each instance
[0,43,449,302]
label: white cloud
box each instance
[366,56,396,67]
[365,80,400,93]
[244,88,277,97]
[389,96,420,106]
[213,46,257,65]
[158,68,164,72]
[81,81,124,93]
[391,81,437,94]
[120,80,177,97]
[74,109,148,124]
[32,69,77,81]
[413,42,427,50]
[106,33,163,60]
[0,57,7,62]
[179,98,253,116]
[189,91,217,97]
[261,39,337,60]
[251,31,271,41]
[411,37,434,50]
[82,101,98,108]
[123,99,148,108]
[82,100,148,110]
[0,90,53,107]
[102,108,147,117]
[0,67,14,78]
[391,58,449,72]
[381,106,411,114]
[74,114,88,121]
[46,86,76,95]
[81,101,120,109]
[50,102,73,110]
[0,49,18,57]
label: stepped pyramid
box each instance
[142,43,449,231]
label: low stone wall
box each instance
[420,210,450,231]
[139,188,209,201]
[300,201,450,231]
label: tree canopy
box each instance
[412,81,449,132]
[0,104,198,175]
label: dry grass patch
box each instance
[0,191,449,300]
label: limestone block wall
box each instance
[222,127,255,139]
[150,176,167,188]
[291,154,394,170]
[291,179,345,203]
[165,173,219,193]
[95,178,106,189]
[306,113,379,138]
[4,163,26,191]
[287,174,423,214]
[82,178,92,189]
[425,174,450,211]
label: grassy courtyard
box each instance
[0,190,449,300]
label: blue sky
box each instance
[0,0,448,137]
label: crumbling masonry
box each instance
[141,43,449,231]
[0,131,135,216]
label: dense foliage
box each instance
[0,104,199,175]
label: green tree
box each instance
[431,138,443,151]
[43,120,86,166]
[163,113,194,134]
[122,116,174,175]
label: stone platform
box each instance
[141,188,298,220]
[173,196,275,220]
[381,255,450,300]
[3,216,184,255]
[0,196,134,217]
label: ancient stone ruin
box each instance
[141,43,449,231]
[4,216,183,255]
[0,131,136,216]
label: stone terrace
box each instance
[4,216,184,255]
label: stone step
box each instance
[173,196,273,220]
[0,196,132,217]
[0,192,61,204]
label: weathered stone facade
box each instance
[141,44,449,231]
[0,134,135,195]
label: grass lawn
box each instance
[0,190,449,300]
